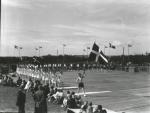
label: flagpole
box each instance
[122,46,125,70]
[57,49,58,71]
[62,44,66,70]
[128,45,129,62]
[86,46,90,70]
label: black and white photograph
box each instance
[0,0,150,113]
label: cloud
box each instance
[2,0,32,9]
[1,0,150,56]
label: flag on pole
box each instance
[109,43,116,49]
[89,43,109,63]
[99,51,108,63]
[14,45,18,49]
[128,44,132,47]
[89,43,100,62]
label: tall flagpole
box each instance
[128,45,129,62]
[62,44,66,70]
[57,49,58,71]
[122,46,125,70]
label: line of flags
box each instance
[14,45,23,49]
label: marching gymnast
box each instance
[76,71,86,97]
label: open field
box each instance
[0,70,150,113]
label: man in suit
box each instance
[16,86,26,113]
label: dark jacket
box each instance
[16,89,26,107]
[33,89,46,113]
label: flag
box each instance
[128,44,132,47]
[35,48,38,50]
[89,43,109,63]
[109,43,116,49]
[14,45,18,49]
[99,51,108,63]
[89,43,100,62]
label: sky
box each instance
[1,0,150,56]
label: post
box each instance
[122,47,125,70]
[57,49,59,71]
[128,45,130,62]
[62,44,66,70]
[39,48,40,57]
[39,46,42,57]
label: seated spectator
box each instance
[61,90,71,110]
[81,101,88,113]
[102,109,107,113]
[7,77,14,87]
[51,89,64,104]
[48,86,55,102]
[87,102,93,113]
[93,105,103,113]
[67,94,76,109]
[75,95,83,108]
[3,75,8,86]
[16,77,22,87]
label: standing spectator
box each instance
[43,83,50,98]
[81,101,88,113]
[33,85,46,113]
[16,77,22,87]
[21,80,27,89]
[16,86,26,113]
[24,78,32,92]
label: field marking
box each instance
[58,86,78,90]
[76,91,112,95]
[118,87,150,92]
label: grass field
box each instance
[0,70,150,113]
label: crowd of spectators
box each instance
[0,73,108,113]
[0,74,15,86]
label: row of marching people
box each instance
[16,70,62,88]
